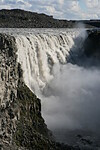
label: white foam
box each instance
[15,29,85,94]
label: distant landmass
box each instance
[0,9,100,28]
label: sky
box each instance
[0,0,100,20]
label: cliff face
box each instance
[0,34,19,149]
[84,30,100,58]
[0,34,72,150]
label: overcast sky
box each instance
[0,0,100,20]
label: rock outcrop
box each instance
[84,30,100,58]
[0,34,19,149]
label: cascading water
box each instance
[1,28,99,148]
[15,29,97,145]
[15,29,85,94]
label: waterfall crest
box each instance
[16,30,85,93]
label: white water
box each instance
[15,29,85,94]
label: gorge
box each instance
[0,28,100,150]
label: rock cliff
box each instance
[84,30,100,58]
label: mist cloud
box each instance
[41,63,100,137]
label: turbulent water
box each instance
[0,28,100,147]
[15,29,85,93]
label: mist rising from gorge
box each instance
[42,63,100,134]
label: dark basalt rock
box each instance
[0,9,100,28]
[84,30,100,58]
[14,84,74,150]
[0,9,70,28]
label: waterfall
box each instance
[0,28,100,147]
[10,29,100,146]
[15,29,85,94]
